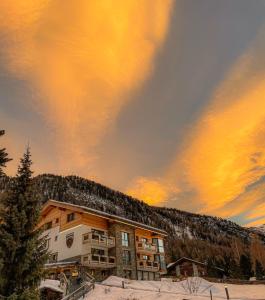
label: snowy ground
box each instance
[85,276,265,300]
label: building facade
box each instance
[40,200,167,281]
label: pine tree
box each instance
[0,147,48,299]
[0,130,11,175]
[255,260,265,280]
[240,254,253,280]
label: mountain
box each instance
[1,173,265,265]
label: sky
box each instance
[1,0,265,227]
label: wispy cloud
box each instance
[0,0,174,176]
[127,27,265,225]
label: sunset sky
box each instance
[1,0,265,227]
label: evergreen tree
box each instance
[0,130,11,175]
[0,147,48,299]
[239,254,253,280]
[255,260,265,280]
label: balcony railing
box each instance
[83,232,115,248]
[82,254,116,268]
[136,242,157,252]
[137,260,160,271]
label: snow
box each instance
[39,279,63,293]
[84,276,265,300]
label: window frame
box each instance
[121,232,129,247]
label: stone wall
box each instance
[109,222,137,279]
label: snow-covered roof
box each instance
[167,257,224,272]
[43,199,167,236]
[39,279,63,293]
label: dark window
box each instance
[55,235,58,241]
[121,232,129,247]
[91,248,105,256]
[44,221,52,230]
[122,250,131,265]
[67,213,75,222]
[50,253,58,263]
[55,218,59,224]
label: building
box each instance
[40,200,167,281]
[167,257,224,278]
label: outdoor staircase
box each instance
[60,271,95,300]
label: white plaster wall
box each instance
[44,224,108,261]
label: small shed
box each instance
[167,257,224,278]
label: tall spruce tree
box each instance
[255,260,265,280]
[239,254,253,280]
[0,147,48,299]
[0,130,11,175]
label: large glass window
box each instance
[121,232,129,247]
[158,239,164,253]
[153,238,164,253]
[122,250,131,265]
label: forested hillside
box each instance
[1,173,265,273]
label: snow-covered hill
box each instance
[1,174,265,263]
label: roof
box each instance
[42,199,167,236]
[167,257,224,272]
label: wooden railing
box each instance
[82,254,116,267]
[137,260,160,271]
[61,282,94,300]
[136,242,157,252]
[83,232,115,247]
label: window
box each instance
[50,253,58,263]
[91,248,105,256]
[157,239,164,253]
[143,255,149,260]
[153,238,164,253]
[55,218,59,224]
[83,256,88,262]
[141,237,148,243]
[67,213,75,222]
[122,250,131,265]
[91,228,105,241]
[159,255,166,270]
[83,233,89,243]
[44,221,52,230]
[55,235,58,241]
[121,232,129,247]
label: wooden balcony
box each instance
[136,242,157,253]
[137,260,160,271]
[81,254,116,268]
[83,232,115,248]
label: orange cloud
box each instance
[127,177,178,205]
[128,29,265,225]
[0,0,173,175]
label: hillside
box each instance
[1,173,264,265]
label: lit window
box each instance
[153,238,164,253]
[67,213,75,222]
[158,239,164,253]
[121,232,129,247]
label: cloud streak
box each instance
[0,0,173,176]
[127,27,265,225]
